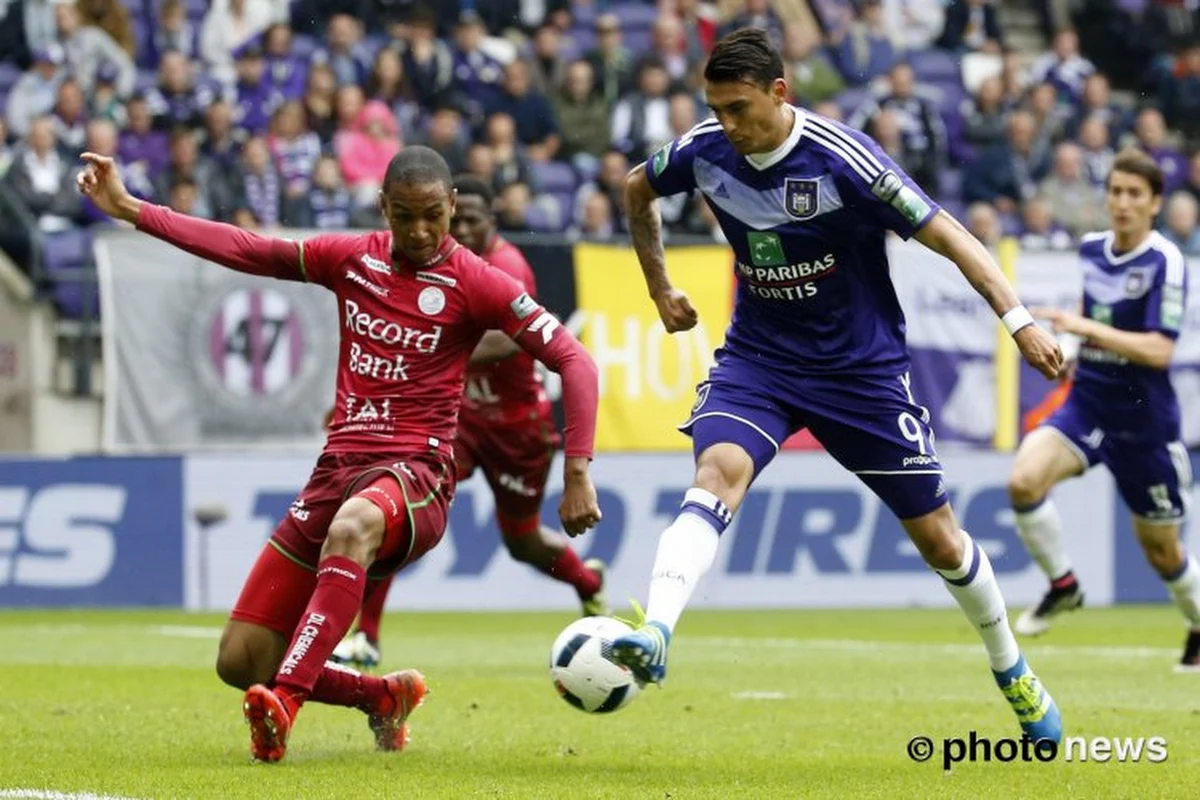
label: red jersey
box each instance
[461,236,548,424]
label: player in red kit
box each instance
[331,175,607,669]
[76,146,602,763]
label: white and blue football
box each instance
[549,616,641,714]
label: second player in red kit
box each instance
[332,177,607,669]
[76,147,602,763]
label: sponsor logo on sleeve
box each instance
[510,292,538,320]
[651,144,671,176]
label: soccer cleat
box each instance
[367,669,428,751]
[1014,582,1084,636]
[1173,629,1200,674]
[330,630,381,669]
[242,684,292,763]
[994,655,1062,744]
[609,620,672,686]
[580,559,611,617]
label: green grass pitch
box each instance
[0,607,1196,799]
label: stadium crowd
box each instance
[0,0,1198,317]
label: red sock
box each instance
[357,575,393,642]
[546,548,602,599]
[310,661,387,712]
[273,555,366,716]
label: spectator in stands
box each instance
[167,176,200,215]
[1077,113,1114,188]
[483,111,534,191]
[153,127,242,221]
[1029,27,1094,103]
[611,57,674,164]
[936,0,1003,54]
[77,0,133,59]
[335,99,401,208]
[573,190,615,240]
[416,102,469,175]
[473,0,570,38]
[267,100,321,198]
[882,0,946,52]
[147,51,212,131]
[1025,81,1070,152]
[391,6,455,110]
[200,99,244,170]
[488,59,560,163]
[231,206,261,229]
[238,135,282,226]
[964,110,1049,211]
[1157,41,1200,143]
[201,0,288,86]
[0,119,12,180]
[19,0,59,64]
[652,14,692,83]
[311,12,372,87]
[868,107,923,182]
[1037,142,1107,237]
[1019,194,1074,251]
[465,141,500,193]
[80,117,153,222]
[303,63,339,143]
[89,61,125,127]
[496,180,532,232]
[963,75,1009,151]
[717,0,782,44]
[1162,190,1200,254]
[1000,51,1028,106]
[1066,73,1130,144]
[780,22,844,107]
[451,10,506,127]
[117,94,169,177]
[829,0,898,86]
[233,40,283,135]
[51,78,87,156]
[2,115,84,233]
[965,200,1001,246]
[263,22,308,101]
[573,149,629,235]
[6,44,67,139]
[527,23,568,95]
[553,59,612,173]
[671,0,718,59]
[150,0,200,68]
[587,12,635,106]
[848,62,945,191]
[297,154,351,229]
[364,47,421,142]
[1130,106,1188,194]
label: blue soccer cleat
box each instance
[994,654,1063,744]
[609,619,672,686]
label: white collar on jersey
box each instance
[744,105,806,171]
[1102,229,1159,265]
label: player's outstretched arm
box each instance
[914,210,1063,380]
[468,331,520,365]
[625,164,698,333]
[76,153,301,280]
[1032,307,1176,370]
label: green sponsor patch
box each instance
[747,231,786,267]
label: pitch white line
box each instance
[0,790,144,800]
[691,637,1180,659]
[147,625,222,639]
[731,691,789,700]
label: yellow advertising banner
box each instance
[572,243,733,451]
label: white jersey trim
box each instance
[744,106,806,172]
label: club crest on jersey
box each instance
[784,178,819,220]
[418,286,446,316]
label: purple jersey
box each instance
[645,108,940,378]
[1073,230,1187,441]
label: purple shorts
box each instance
[1044,397,1192,523]
[680,360,947,520]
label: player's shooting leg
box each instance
[1007,427,1085,584]
[217,622,290,690]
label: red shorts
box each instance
[454,408,560,530]
[230,450,452,635]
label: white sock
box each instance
[1166,554,1200,628]
[936,531,1022,672]
[645,488,728,632]
[1014,499,1073,580]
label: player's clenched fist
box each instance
[75,152,141,223]
[1014,323,1065,380]
[653,288,699,333]
[559,464,602,537]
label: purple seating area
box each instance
[41,229,98,320]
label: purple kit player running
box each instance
[604,29,1067,743]
[1009,149,1200,671]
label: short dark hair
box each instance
[704,28,784,89]
[383,146,453,192]
[453,173,494,206]
[1109,147,1165,197]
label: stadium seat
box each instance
[0,62,21,92]
[624,29,652,56]
[550,191,577,225]
[835,87,872,118]
[135,69,158,94]
[938,168,964,200]
[940,198,966,221]
[531,160,579,194]
[568,30,596,57]
[291,34,319,60]
[525,202,560,233]
[610,3,661,30]
[41,229,97,320]
[909,50,962,84]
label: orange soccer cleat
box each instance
[242,684,293,763]
[367,669,428,752]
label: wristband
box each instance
[1001,305,1035,337]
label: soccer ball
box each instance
[549,616,641,714]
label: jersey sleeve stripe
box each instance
[802,127,879,183]
[807,116,885,174]
[678,118,722,147]
[1157,234,1185,288]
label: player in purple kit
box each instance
[605,29,1066,742]
[1007,149,1200,671]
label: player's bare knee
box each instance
[324,509,380,564]
[693,447,753,510]
[1137,529,1184,575]
[1007,464,1047,509]
[904,510,964,571]
[215,634,264,689]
